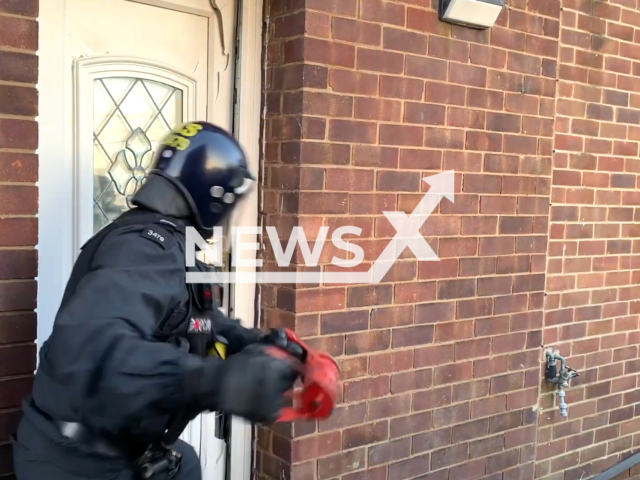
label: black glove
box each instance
[259,328,306,362]
[215,344,299,424]
[206,308,264,355]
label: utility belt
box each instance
[29,398,145,462]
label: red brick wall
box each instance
[538,1,640,479]
[259,0,557,479]
[259,0,640,480]
[0,0,39,477]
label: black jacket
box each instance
[26,207,251,445]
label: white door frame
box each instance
[37,0,263,478]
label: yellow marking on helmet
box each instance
[164,134,190,151]
[178,123,204,137]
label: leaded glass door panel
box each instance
[93,78,184,232]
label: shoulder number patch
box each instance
[140,225,173,249]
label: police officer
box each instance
[12,122,298,480]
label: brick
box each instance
[0,50,37,83]
[0,250,37,280]
[300,91,353,117]
[438,279,476,300]
[320,403,367,433]
[413,385,453,412]
[343,421,388,449]
[0,15,37,50]
[292,432,341,463]
[425,82,466,105]
[0,159,36,193]
[436,320,474,343]
[302,38,355,68]
[318,448,366,479]
[486,113,522,133]
[450,63,487,88]
[0,376,32,409]
[486,449,521,474]
[451,459,487,480]
[383,27,428,54]
[371,305,413,328]
[499,217,533,235]
[405,103,446,126]
[377,171,421,192]
[353,146,399,168]
[0,313,35,345]
[435,362,473,386]
[0,281,36,312]
[355,97,401,122]
[470,395,507,419]
[0,218,38,247]
[391,368,433,394]
[390,411,432,438]
[425,127,465,149]
[457,298,493,319]
[344,376,389,403]
[328,119,376,144]
[360,0,406,26]
[431,442,468,469]
[0,119,38,150]
[399,149,442,170]
[332,18,381,46]
[329,70,378,95]
[415,302,456,324]
[321,311,369,335]
[491,372,524,394]
[371,350,413,375]
[0,0,37,16]
[440,194,479,215]
[406,56,448,81]
[395,281,436,304]
[392,325,434,348]
[357,48,404,74]
[407,6,449,33]
[326,169,374,192]
[448,108,486,129]
[380,124,424,146]
[350,194,396,214]
[344,467,387,480]
[389,453,431,480]
[478,277,512,297]
[305,10,331,37]
[476,316,509,337]
[368,394,411,422]
[369,438,411,467]
[429,36,470,63]
[413,428,452,455]
[466,131,502,152]
[380,76,424,100]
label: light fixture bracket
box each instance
[438,0,505,30]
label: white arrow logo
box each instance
[185,170,456,285]
[370,170,455,283]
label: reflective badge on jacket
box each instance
[188,317,212,333]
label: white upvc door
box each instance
[37,0,245,479]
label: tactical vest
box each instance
[60,208,221,347]
[51,209,224,442]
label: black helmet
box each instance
[141,121,255,233]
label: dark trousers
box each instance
[12,408,202,480]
